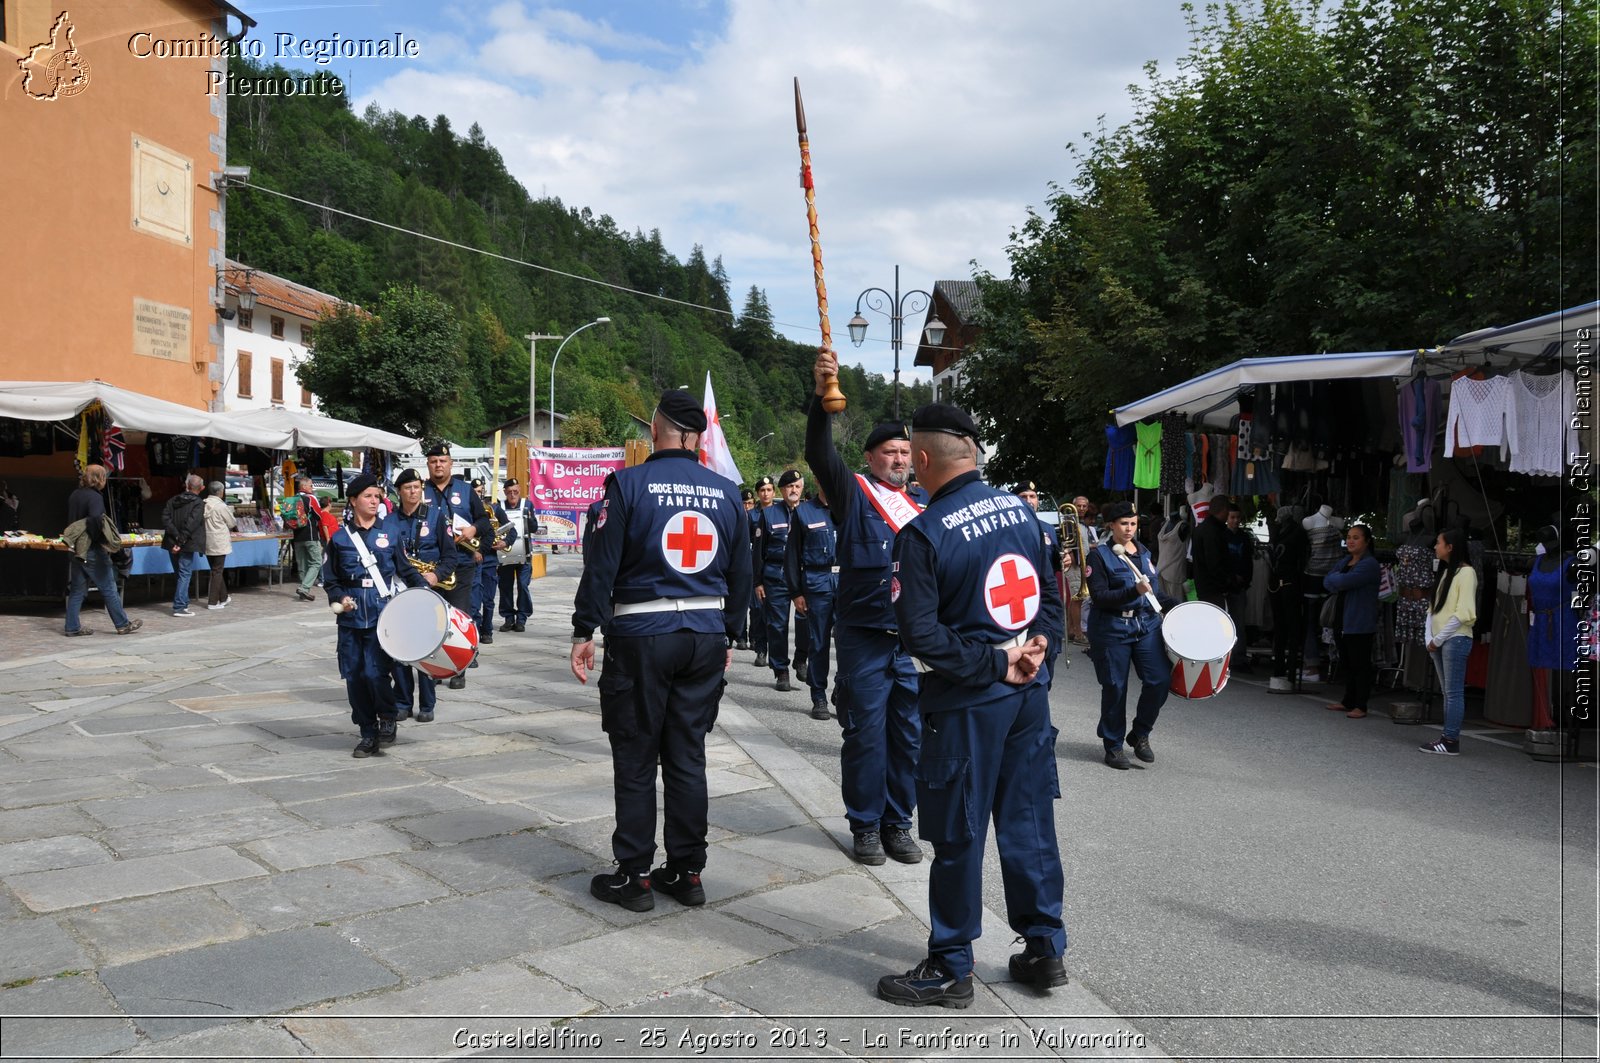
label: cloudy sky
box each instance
[249,1,1197,382]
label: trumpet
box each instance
[407,554,456,592]
[1059,502,1091,602]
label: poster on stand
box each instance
[528,447,623,546]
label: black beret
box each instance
[863,421,911,452]
[740,489,755,502]
[502,478,519,489]
[424,441,451,458]
[777,469,803,487]
[1016,481,1037,494]
[657,389,707,433]
[910,403,979,441]
[346,472,380,499]
[754,476,774,489]
[1100,500,1135,523]
[395,468,422,488]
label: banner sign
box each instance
[528,447,623,546]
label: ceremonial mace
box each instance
[795,77,846,414]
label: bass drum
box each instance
[377,587,478,679]
[1161,600,1236,699]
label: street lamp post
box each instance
[525,331,562,447]
[549,317,612,446]
[846,265,946,421]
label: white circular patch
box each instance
[984,552,1040,630]
[660,511,719,574]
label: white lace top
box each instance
[1507,370,1576,477]
[1444,375,1517,458]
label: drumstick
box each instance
[1112,543,1163,613]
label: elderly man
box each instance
[754,469,805,692]
[497,478,536,632]
[161,474,207,617]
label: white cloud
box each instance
[352,0,1196,381]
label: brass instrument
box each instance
[1059,502,1091,602]
[407,554,456,592]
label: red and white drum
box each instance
[1161,600,1236,699]
[377,587,478,679]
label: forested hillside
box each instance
[224,57,929,476]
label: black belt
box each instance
[805,563,838,571]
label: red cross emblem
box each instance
[661,511,718,574]
[984,553,1040,630]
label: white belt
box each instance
[912,631,1028,674]
[612,595,725,616]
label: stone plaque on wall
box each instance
[132,298,191,362]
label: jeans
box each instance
[1429,634,1472,740]
[295,539,323,594]
[171,550,199,612]
[65,547,130,632]
[497,561,531,625]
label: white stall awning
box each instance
[1112,350,1418,427]
[226,408,417,452]
[0,381,294,448]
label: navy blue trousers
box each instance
[474,560,498,635]
[761,567,792,672]
[835,628,920,833]
[797,575,836,704]
[497,561,532,624]
[917,683,1066,981]
[337,626,397,738]
[392,663,437,715]
[1088,616,1171,751]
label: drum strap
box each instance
[347,524,400,600]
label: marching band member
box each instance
[879,403,1065,1008]
[497,478,536,632]
[390,468,458,725]
[754,469,803,692]
[472,478,518,645]
[322,473,427,757]
[424,444,492,690]
[805,347,930,867]
[570,389,751,911]
[1086,500,1178,770]
[785,485,838,720]
[747,477,774,665]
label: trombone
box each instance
[1058,502,1092,602]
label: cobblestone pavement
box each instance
[0,558,1161,1061]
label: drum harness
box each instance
[346,522,402,603]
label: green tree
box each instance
[560,411,609,446]
[297,284,463,436]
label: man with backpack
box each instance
[161,474,207,617]
[284,474,330,602]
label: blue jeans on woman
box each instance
[66,547,130,633]
[1429,634,1472,740]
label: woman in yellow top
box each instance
[1421,527,1476,756]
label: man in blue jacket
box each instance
[389,468,459,726]
[879,403,1065,1009]
[323,472,428,757]
[785,486,837,720]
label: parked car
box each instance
[224,473,252,503]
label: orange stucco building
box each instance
[0,0,252,409]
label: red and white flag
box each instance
[698,372,744,484]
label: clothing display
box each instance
[1397,376,1441,473]
[1526,558,1579,670]
[1155,518,1189,601]
[1443,375,1517,458]
[1133,421,1162,489]
[1507,370,1576,477]
[1484,581,1532,728]
[1103,424,1135,491]
[1392,544,1432,645]
[1159,413,1187,495]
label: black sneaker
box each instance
[774,670,792,692]
[881,825,922,864]
[1418,737,1460,756]
[499,620,515,632]
[810,701,831,721]
[852,830,886,866]
[513,622,526,632]
[753,652,767,668]
[1009,939,1069,988]
[447,675,466,689]
[377,719,397,745]
[590,870,653,912]
[735,640,751,651]
[1129,734,1155,763]
[878,957,974,1009]
[352,736,384,759]
[650,866,706,906]
[480,632,494,645]
[1104,748,1131,770]
[415,710,434,723]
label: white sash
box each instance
[853,473,923,533]
[346,522,400,600]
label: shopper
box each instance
[63,464,140,637]
[1321,523,1380,718]
[202,480,237,610]
[1420,527,1477,755]
[161,474,207,617]
[287,474,327,602]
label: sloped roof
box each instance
[933,280,982,323]
[223,260,348,321]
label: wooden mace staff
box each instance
[795,77,847,413]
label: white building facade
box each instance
[217,261,344,414]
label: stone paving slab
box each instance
[244,765,436,805]
[99,808,308,860]
[0,833,113,876]
[79,784,279,829]
[285,781,490,828]
[203,748,374,782]
[722,822,857,875]
[411,747,575,781]
[706,787,813,835]
[127,764,227,790]
[114,1018,313,1058]
[513,782,624,821]
[0,773,143,810]
[7,845,269,913]
[212,857,453,931]
[397,832,592,893]
[99,926,401,1040]
[284,961,596,1059]
[527,909,798,1008]
[0,753,162,784]
[722,872,904,944]
[0,805,100,844]
[3,732,154,759]
[134,723,280,751]
[391,803,558,845]
[339,885,605,980]
[241,823,416,871]
[0,972,140,1059]
[0,914,94,984]
[65,889,256,966]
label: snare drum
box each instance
[1161,600,1236,699]
[377,587,479,679]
